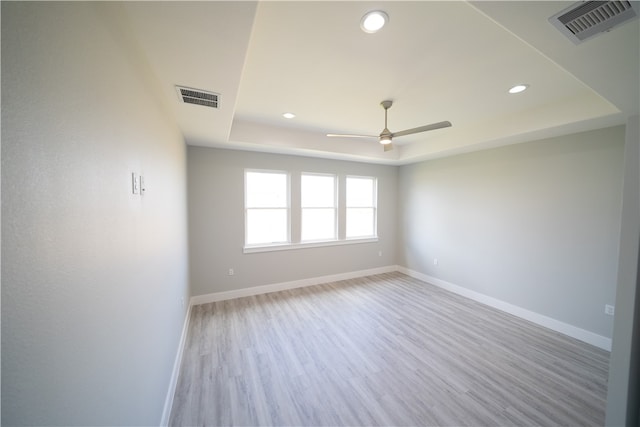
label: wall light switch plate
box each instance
[605,304,615,316]
[132,173,139,194]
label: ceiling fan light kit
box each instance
[327,100,452,152]
[380,133,392,144]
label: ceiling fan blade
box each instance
[327,133,378,139]
[383,143,394,152]
[391,121,452,138]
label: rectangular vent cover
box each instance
[176,86,219,108]
[549,1,639,44]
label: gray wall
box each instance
[1,2,632,425]
[606,115,640,427]
[2,3,189,425]
[397,126,625,339]
[187,147,397,296]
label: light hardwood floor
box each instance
[169,272,609,426]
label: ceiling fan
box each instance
[327,100,452,151]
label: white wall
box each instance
[398,126,625,340]
[606,115,640,427]
[1,3,189,425]
[187,146,397,296]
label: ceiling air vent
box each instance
[175,86,219,109]
[549,0,639,44]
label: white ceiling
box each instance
[122,1,639,165]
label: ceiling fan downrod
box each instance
[379,100,393,145]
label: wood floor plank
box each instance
[169,272,609,426]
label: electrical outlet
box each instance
[433,258,438,266]
[228,268,234,276]
[605,304,615,316]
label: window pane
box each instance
[347,177,374,207]
[246,209,288,245]
[302,174,335,207]
[246,172,287,208]
[346,208,374,238]
[301,208,336,241]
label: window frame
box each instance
[345,175,378,240]
[300,172,338,243]
[243,171,379,253]
[244,169,291,248]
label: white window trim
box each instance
[346,175,378,239]
[244,171,379,252]
[243,237,378,254]
[301,172,337,243]
[244,169,291,246]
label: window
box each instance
[244,170,378,251]
[346,176,377,238]
[301,174,336,241]
[245,170,289,246]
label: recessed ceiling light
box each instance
[282,112,296,119]
[360,10,388,33]
[509,84,529,94]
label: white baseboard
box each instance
[160,302,193,426]
[189,265,612,351]
[190,265,397,306]
[398,266,612,351]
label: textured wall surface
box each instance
[2,3,189,425]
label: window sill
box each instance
[243,237,378,254]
